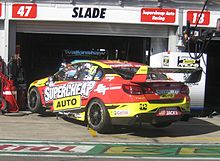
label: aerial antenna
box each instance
[187,0,210,60]
[193,0,209,35]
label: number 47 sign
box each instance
[12,3,37,18]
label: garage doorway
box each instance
[204,40,220,114]
[16,33,150,85]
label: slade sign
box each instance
[72,7,107,19]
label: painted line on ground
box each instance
[0,140,219,160]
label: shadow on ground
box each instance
[34,111,220,138]
[109,117,220,138]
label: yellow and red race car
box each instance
[28,60,192,133]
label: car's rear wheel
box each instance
[86,99,110,133]
[28,87,46,114]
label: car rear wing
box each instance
[147,67,203,83]
[131,66,203,83]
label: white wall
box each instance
[0,21,6,61]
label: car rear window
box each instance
[112,67,139,80]
[112,67,169,80]
[147,73,169,80]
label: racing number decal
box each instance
[140,103,147,110]
[12,4,37,18]
[53,95,81,111]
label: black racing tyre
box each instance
[86,99,110,133]
[151,122,172,128]
[0,97,7,112]
[28,87,46,114]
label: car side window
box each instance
[54,69,66,81]
[64,65,78,80]
[94,68,103,80]
[77,63,99,81]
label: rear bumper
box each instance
[111,112,190,126]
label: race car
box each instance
[27,60,192,133]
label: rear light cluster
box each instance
[122,84,154,95]
[180,85,190,95]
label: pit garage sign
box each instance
[0,3,5,19]
[12,3,37,18]
[187,10,210,26]
[183,10,220,28]
[141,8,176,23]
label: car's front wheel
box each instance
[28,87,46,114]
[86,99,110,133]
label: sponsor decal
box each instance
[136,66,148,74]
[156,89,179,95]
[141,8,176,23]
[94,84,121,95]
[177,56,200,68]
[44,81,96,102]
[0,143,94,153]
[187,10,210,26]
[53,95,81,111]
[160,93,175,99]
[72,7,106,19]
[63,49,107,57]
[114,110,129,116]
[163,56,169,66]
[105,76,115,81]
[0,141,220,158]
[12,3,37,18]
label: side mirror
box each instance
[48,76,54,82]
[185,67,202,83]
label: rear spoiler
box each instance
[148,67,203,83]
[131,66,148,83]
[131,66,203,83]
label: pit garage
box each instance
[17,33,149,86]
[15,21,170,86]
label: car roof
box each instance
[71,60,146,68]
